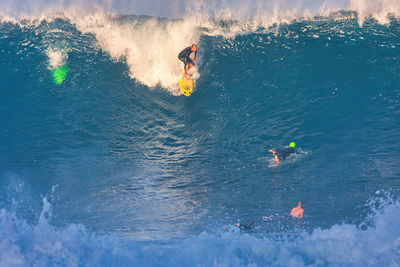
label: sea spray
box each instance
[0,188,399,266]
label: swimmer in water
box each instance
[269,141,296,164]
[236,220,254,230]
[290,201,304,218]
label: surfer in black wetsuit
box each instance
[178,44,197,79]
[269,142,296,163]
[236,220,254,230]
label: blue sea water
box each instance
[0,4,400,266]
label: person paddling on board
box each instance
[269,142,296,164]
[290,201,304,218]
[178,44,197,79]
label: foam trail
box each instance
[46,45,69,70]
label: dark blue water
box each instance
[1,14,400,266]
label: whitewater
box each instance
[0,0,400,266]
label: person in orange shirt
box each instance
[290,201,304,218]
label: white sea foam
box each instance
[0,0,399,93]
[46,46,68,69]
[0,189,399,266]
[72,14,201,93]
[0,0,399,22]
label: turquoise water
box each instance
[1,7,400,266]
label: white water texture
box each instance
[0,192,400,266]
[0,0,399,22]
[75,15,201,92]
[1,1,399,92]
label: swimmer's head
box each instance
[289,141,296,148]
[298,201,303,207]
[191,44,197,51]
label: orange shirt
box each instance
[290,207,304,218]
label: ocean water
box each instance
[1,1,400,266]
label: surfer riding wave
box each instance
[178,44,197,79]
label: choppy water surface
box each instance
[0,6,400,266]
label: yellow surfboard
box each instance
[179,78,193,97]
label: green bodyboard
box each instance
[52,65,68,84]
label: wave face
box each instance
[1,6,400,266]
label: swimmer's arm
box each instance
[299,210,304,218]
[269,149,280,163]
[274,154,280,163]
